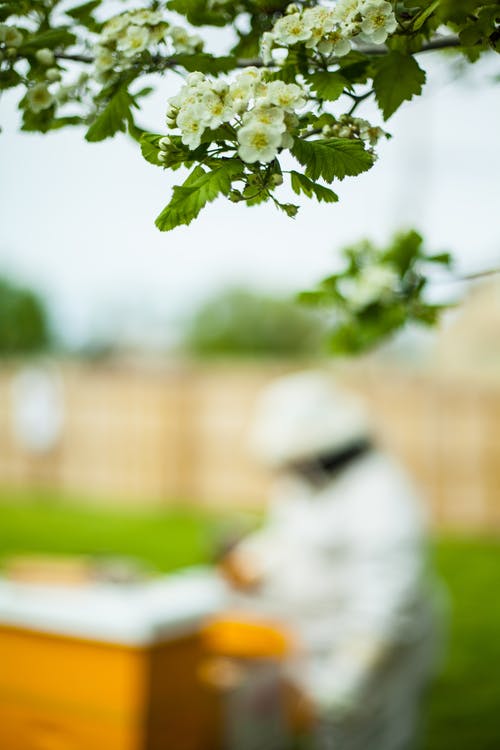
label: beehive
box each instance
[0,572,225,750]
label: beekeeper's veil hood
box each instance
[249,370,372,468]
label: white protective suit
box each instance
[231,372,439,750]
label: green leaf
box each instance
[167,0,229,26]
[290,171,339,203]
[65,0,101,30]
[305,72,347,101]
[85,85,136,142]
[140,133,163,166]
[155,160,243,232]
[373,52,426,120]
[171,53,235,74]
[49,115,85,130]
[291,137,375,183]
[65,0,100,19]
[20,27,76,51]
[276,202,300,218]
[412,0,441,30]
[426,251,453,266]
[0,68,22,89]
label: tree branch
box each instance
[55,34,463,68]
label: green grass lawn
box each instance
[0,492,499,749]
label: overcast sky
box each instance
[1,32,499,348]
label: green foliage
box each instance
[299,230,453,354]
[373,52,427,120]
[170,53,235,74]
[183,287,324,358]
[0,276,51,356]
[155,160,243,231]
[290,171,339,203]
[2,0,499,354]
[85,82,137,142]
[305,71,348,101]
[291,137,375,183]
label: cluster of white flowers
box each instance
[166,68,307,163]
[94,9,203,75]
[261,0,398,63]
[340,263,399,310]
[321,114,386,146]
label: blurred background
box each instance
[1,35,500,750]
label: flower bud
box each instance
[36,48,55,66]
[286,4,300,14]
[46,67,61,82]
[157,151,167,162]
[270,173,283,187]
[158,136,171,150]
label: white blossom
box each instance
[341,264,399,309]
[0,24,23,47]
[94,46,114,73]
[177,105,205,149]
[242,105,286,131]
[27,83,54,113]
[202,89,233,128]
[334,0,364,26]
[260,32,274,65]
[117,25,150,57]
[272,13,314,45]
[238,122,283,163]
[170,26,202,53]
[360,1,398,44]
[166,70,307,164]
[95,10,203,73]
[262,80,306,111]
[265,0,398,61]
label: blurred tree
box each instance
[183,287,324,358]
[0,275,51,356]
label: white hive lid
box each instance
[0,567,229,646]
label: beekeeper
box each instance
[220,370,440,750]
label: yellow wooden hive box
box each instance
[0,570,227,750]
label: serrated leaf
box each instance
[155,160,243,231]
[290,171,339,203]
[373,52,426,120]
[85,85,136,142]
[291,137,375,183]
[305,71,347,101]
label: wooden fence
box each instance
[0,358,499,530]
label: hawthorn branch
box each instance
[55,34,463,67]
